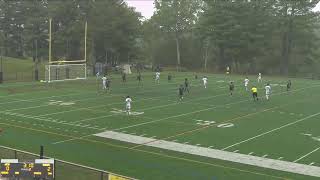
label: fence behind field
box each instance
[0,145,137,180]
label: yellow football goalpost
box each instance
[45,18,87,82]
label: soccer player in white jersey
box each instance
[244,77,250,91]
[102,75,107,90]
[155,72,160,83]
[265,83,272,100]
[202,76,208,89]
[125,96,132,115]
[258,73,262,83]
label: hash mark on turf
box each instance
[309,162,315,166]
[262,154,268,158]
[233,150,239,153]
[208,146,214,148]
[248,152,254,155]
[278,157,283,160]
[294,147,320,163]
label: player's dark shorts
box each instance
[252,92,257,98]
[230,87,234,91]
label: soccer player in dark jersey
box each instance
[287,80,291,91]
[195,73,198,80]
[179,85,184,101]
[122,73,126,83]
[229,81,234,96]
[168,73,172,82]
[184,78,190,93]
[137,72,142,85]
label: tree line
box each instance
[0,0,319,76]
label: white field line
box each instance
[0,111,102,131]
[0,80,179,105]
[2,80,222,113]
[3,93,125,112]
[222,113,320,150]
[22,84,320,144]
[52,91,234,144]
[34,94,177,118]
[293,147,320,163]
[62,85,315,146]
[3,83,201,112]
[71,91,228,123]
[2,87,229,141]
[94,131,320,178]
[0,91,85,105]
[0,75,222,104]
[108,85,320,132]
[112,99,250,131]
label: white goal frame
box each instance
[45,19,87,83]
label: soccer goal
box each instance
[45,63,87,82]
[45,19,88,82]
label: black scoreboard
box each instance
[0,159,54,179]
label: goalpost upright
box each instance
[45,19,88,83]
[84,21,87,79]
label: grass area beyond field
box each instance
[0,72,320,180]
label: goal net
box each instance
[45,63,87,82]
[45,19,88,83]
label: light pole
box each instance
[0,47,3,84]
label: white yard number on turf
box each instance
[217,123,234,128]
[48,100,75,106]
[195,120,234,128]
[110,108,144,116]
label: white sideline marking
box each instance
[222,112,320,150]
[294,147,320,163]
[248,152,254,155]
[278,157,283,160]
[233,150,239,153]
[262,154,268,158]
[95,131,320,177]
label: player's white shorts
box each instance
[245,84,248,87]
[126,104,131,110]
[156,76,160,80]
[103,82,106,89]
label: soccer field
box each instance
[0,72,320,180]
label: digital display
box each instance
[0,159,54,179]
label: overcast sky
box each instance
[125,0,320,20]
[125,0,155,20]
